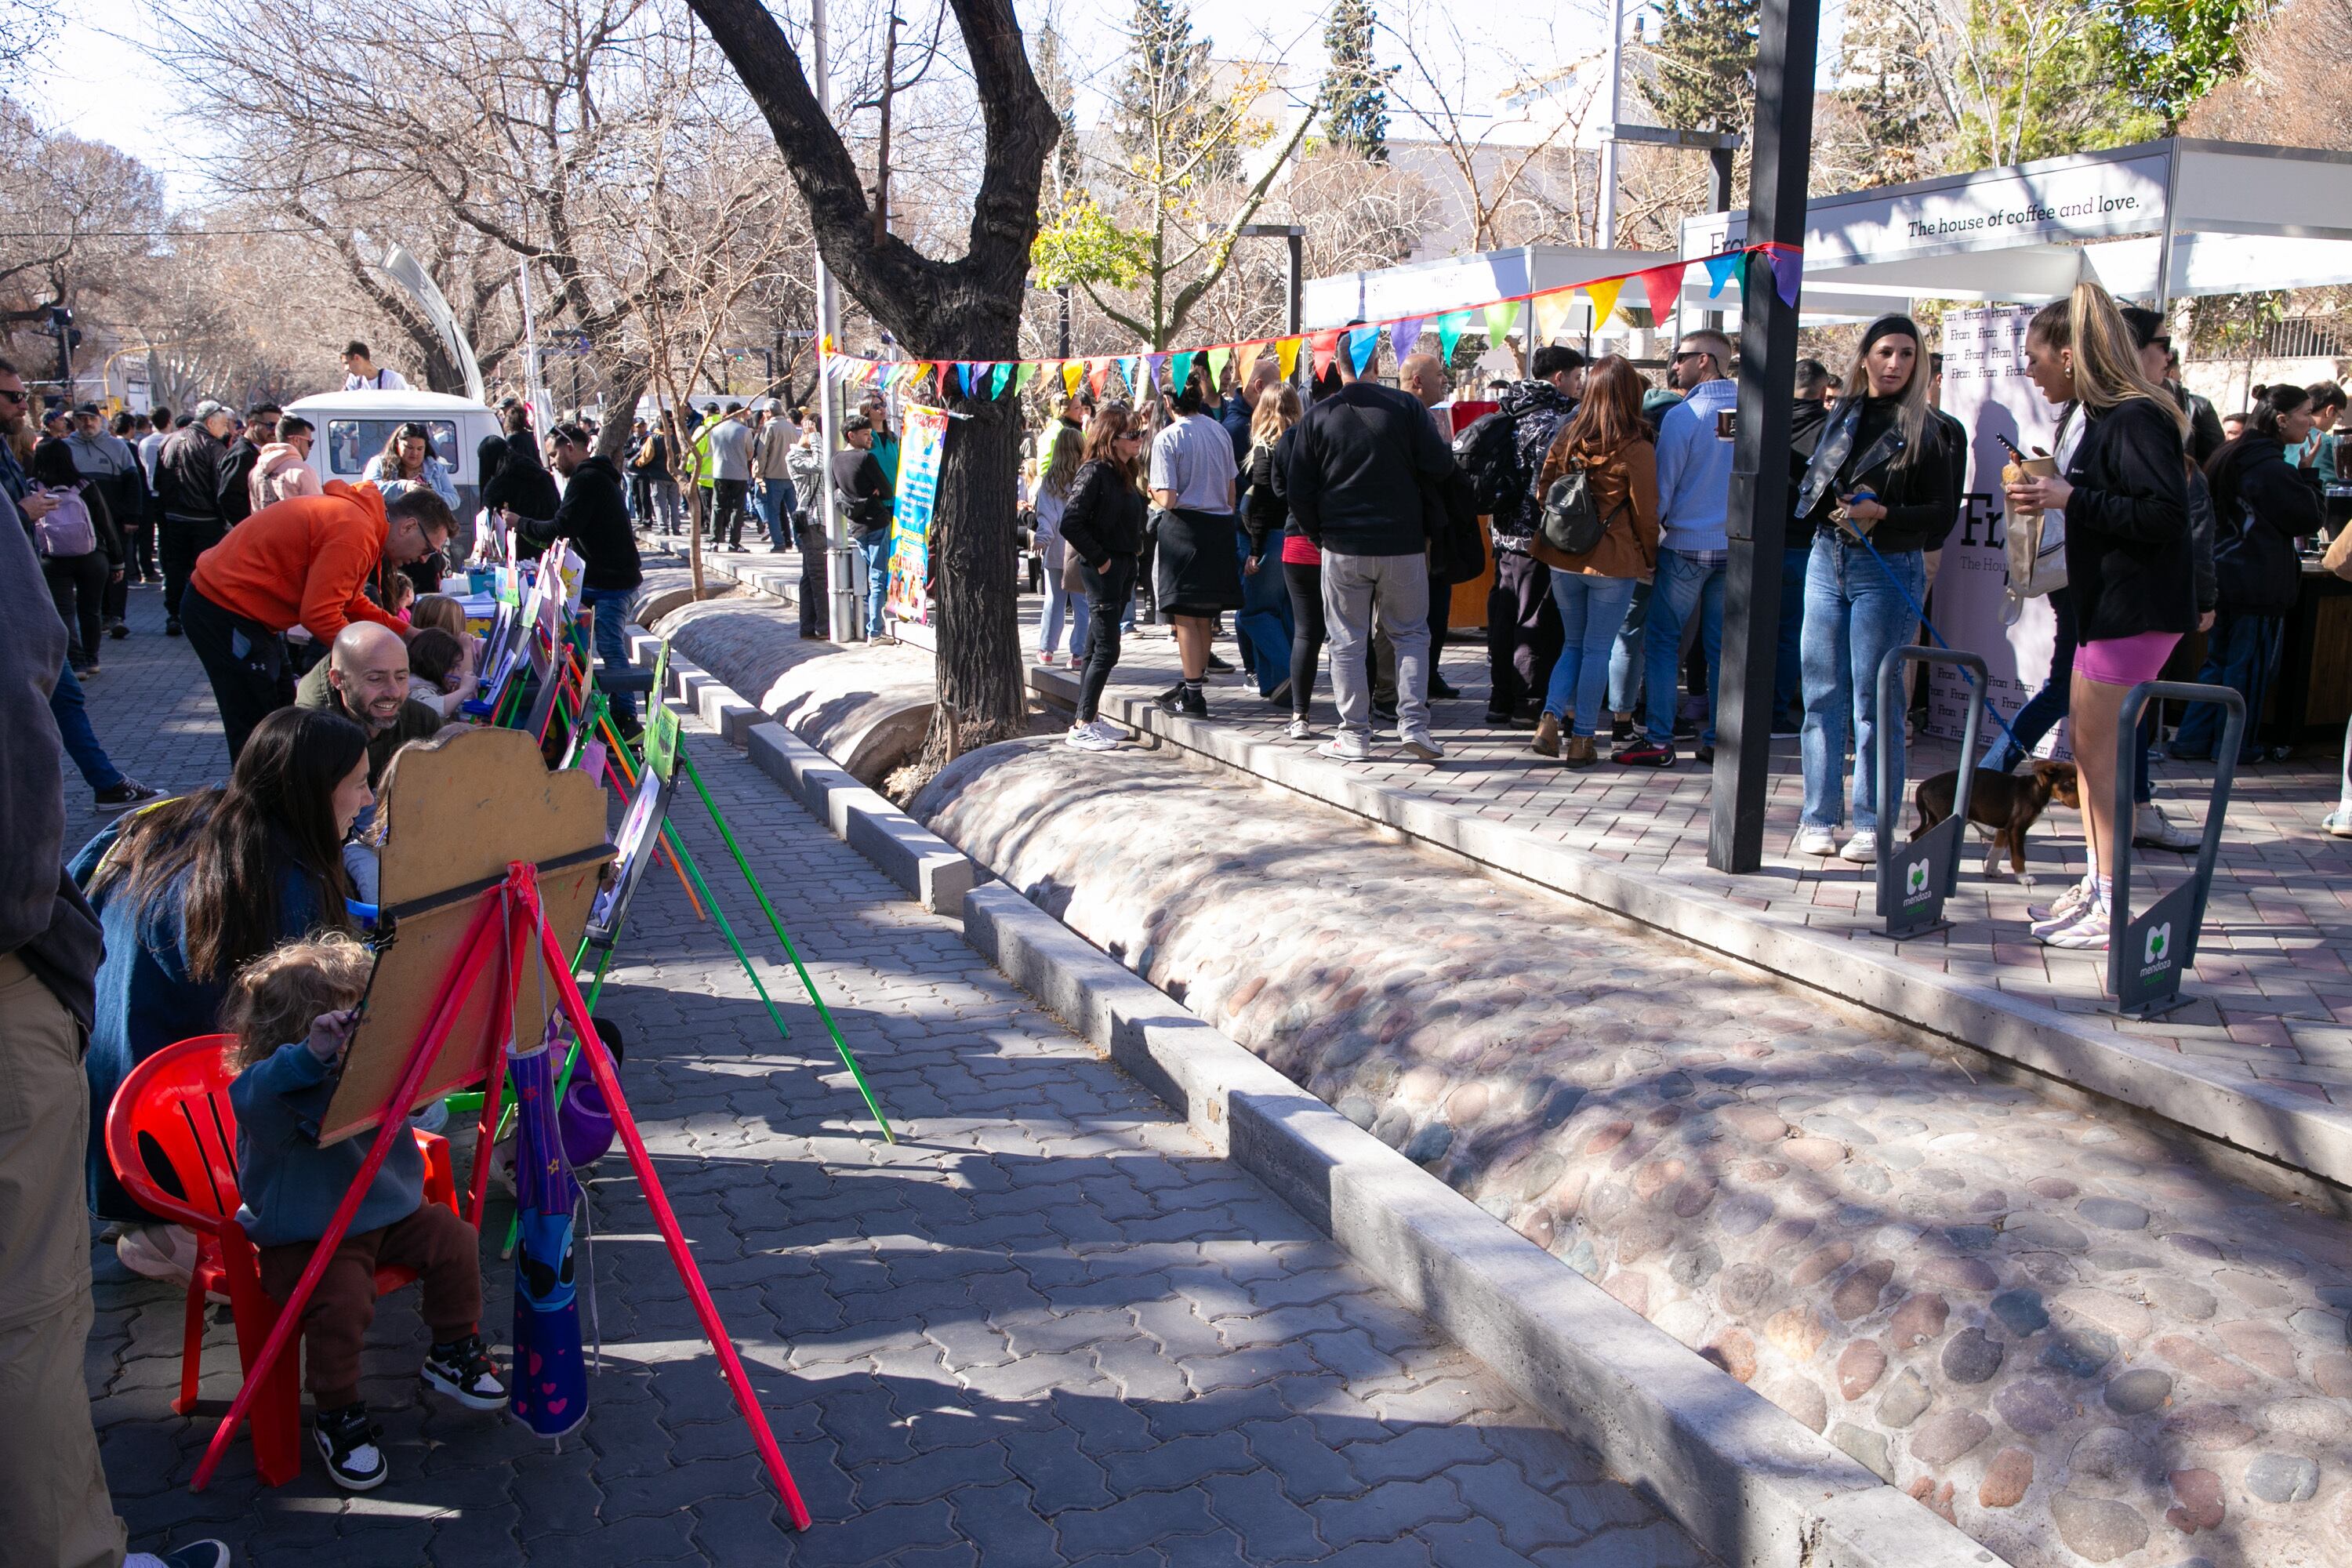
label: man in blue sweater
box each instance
[1617,328,1738,768]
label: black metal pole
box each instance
[1286,234,1303,336]
[1058,285,1072,360]
[1706,147,1735,332]
[1707,0,1820,873]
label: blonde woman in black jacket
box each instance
[2004,281,2196,952]
[1056,402,1149,750]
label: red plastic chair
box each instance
[105,1033,460,1486]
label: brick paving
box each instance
[682,539,2352,1120]
[75,579,1702,1566]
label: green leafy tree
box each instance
[1320,0,1395,162]
[2114,0,2258,132]
[1639,0,1759,134]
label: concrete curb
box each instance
[627,630,978,917]
[1027,663,2352,1193]
[622,619,1999,1568]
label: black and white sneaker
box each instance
[314,1403,387,1491]
[422,1334,508,1411]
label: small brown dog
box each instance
[1914,760,2080,887]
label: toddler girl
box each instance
[225,932,504,1490]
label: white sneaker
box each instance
[1795,825,1839,856]
[1839,832,1879,865]
[2030,877,2096,931]
[2041,901,2111,949]
[1400,732,1446,761]
[1287,717,1314,740]
[1065,721,1119,752]
[117,1222,198,1288]
[1318,734,1374,762]
[2328,806,2352,840]
[2133,801,2201,851]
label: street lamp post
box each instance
[1708,0,1822,873]
[1236,222,1305,359]
[809,0,862,644]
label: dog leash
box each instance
[1831,513,2034,764]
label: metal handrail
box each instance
[1871,644,1987,939]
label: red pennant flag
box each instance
[1308,328,1341,380]
[1088,358,1111,397]
[1636,263,1689,324]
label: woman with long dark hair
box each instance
[1057,402,1150,751]
[74,706,371,1280]
[2171,381,2324,764]
[2005,281,2197,950]
[361,422,459,512]
[1790,314,1957,862]
[1529,356,1659,769]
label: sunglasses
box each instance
[0,387,26,403]
[1671,350,1711,363]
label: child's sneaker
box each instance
[422,1333,508,1411]
[314,1402,387,1491]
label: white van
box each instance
[284,388,502,540]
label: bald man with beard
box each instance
[295,622,443,786]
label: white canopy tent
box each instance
[1677,137,2352,325]
[1303,245,1661,339]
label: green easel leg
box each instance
[679,752,894,1143]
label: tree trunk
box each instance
[923,393,1025,768]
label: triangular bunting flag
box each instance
[1583,276,1625,329]
[1088,358,1111,397]
[1062,361,1082,397]
[1143,352,1167,392]
[1346,325,1381,375]
[952,362,971,394]
[989,362,1011,397]
[1483,300,1520,346]
[1014,361,1038,395]
[1436,310,1472,363]
[1205,345,1232,390]
[1768,249,1803,307]
[1389,316,1429,358]
[1308,328,1341,379]
[1635,263,1687,323]
[1276,337,1301,380]
[1170,350,1198,394]
[1530,289,1575,346]
[1240,343,1269,387]
[1704,253,1742,298]
[1121,354,1142,394]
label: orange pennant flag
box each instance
[1530,289,1576,346]
[1088,358,1111,396]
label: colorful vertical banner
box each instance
[884,404,949,627]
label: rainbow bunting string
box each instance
[820,245,1798,400]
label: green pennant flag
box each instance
[1205,345,1232,390]
[1483,300,1520,347]
[1014,361,1038,395]
[989,361,1011,398]
[1169,349,1197,394]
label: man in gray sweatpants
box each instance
[1276,339,1461,761]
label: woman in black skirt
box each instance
[1146,372,1243,718]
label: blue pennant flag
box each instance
[1346,325,1381,375]
[1703,253,1743,299]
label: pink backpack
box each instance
[31,485,97,558]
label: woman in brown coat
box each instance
[1528,355,1660,767]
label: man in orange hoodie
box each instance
[183,481,454,760]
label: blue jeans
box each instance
[2174,611,2282,762]
[1040,575,1089,659]
[50,659,125,791]
[1544,573,1640,736]
[1799,539,1923,832]
[1773,545,1810,727]
[1236,546,1295,698]
[582,586,638,722]
[858,530,891,637]
[1642,551,1726,746]
[1608,579,1650,717]
[756,481,792,550]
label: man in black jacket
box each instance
[1282,335,1460,762]
[832,414,895,641]
[154,399,234,633]
[506,424,646,733]
[216,401,281,527]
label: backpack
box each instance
[1537,467,1609,557]
[1451,411,1523,515]
[32,485,97,557]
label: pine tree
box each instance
[1113,0,1223,172]
[1033,24,1082,200]
[1638,0,1760,134]
[1320,0,1394,162]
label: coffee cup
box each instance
[2003,455,2058,519]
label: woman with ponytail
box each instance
[2171,381,2324,762]
[2004,281,2196,951]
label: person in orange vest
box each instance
[183,482,454,760]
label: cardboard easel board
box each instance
[321,727,612,1145]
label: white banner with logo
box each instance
[1927,306,2067,751]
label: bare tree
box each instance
[684,0,1061,768]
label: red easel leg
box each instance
[191,888,508,1492]
[532,891,814,1530]
[465,894,526,1229]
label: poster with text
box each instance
[886,405,949,626]
[1929,305,2066,755]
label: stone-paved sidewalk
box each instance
[676,540,2352,1175]
[80,589,1703,1566]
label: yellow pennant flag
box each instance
[1205,345,1232,390]
[1062,361,1083,397]
[1583,275,1626,330]
[1275,336,1301,379]
[1530,290,1576,346]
